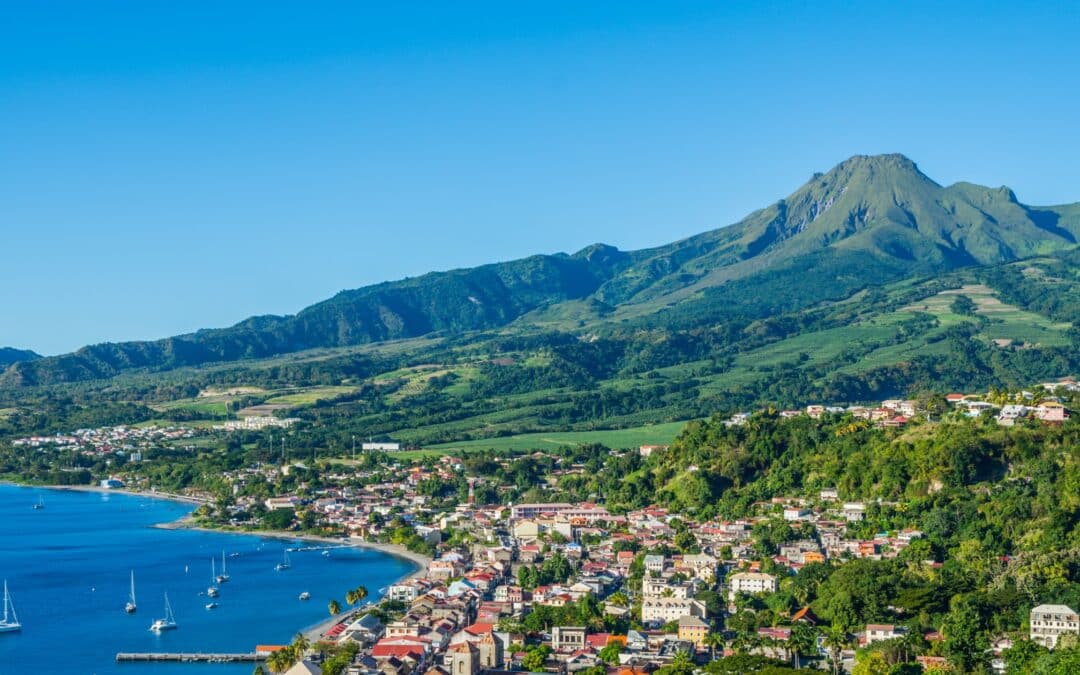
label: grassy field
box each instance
[899,284,1071,346]
[262,385,357,406]
[426,420,689,452]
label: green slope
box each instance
[6,153,1080,387]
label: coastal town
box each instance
[7,381,1075,673]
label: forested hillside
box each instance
[5,154,1080,389]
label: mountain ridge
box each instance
[6,153,1080,387]
[0,348,40,368]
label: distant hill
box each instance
[0,348,40,368]
[5,153,1079,387]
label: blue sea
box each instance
[0,484,416,674]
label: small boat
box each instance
[207,558,220,597]
[149,593,177,632]
[299,592,310,601]
[205,602,219,610]
[125,570,137,614]
[322,550,331,557]
[215,550,230,583]
[275,549,291,571]
[32,496,44,510]
[0,580,21,633]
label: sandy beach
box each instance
[41,483,208,505]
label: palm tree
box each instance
[822,627,849,675]
[353,585,368,604]
[252,666,267,675]
[345,589,356,606]
[328,598,342,616]
[292,632,311,656]
[704,631,725,660]
[788,624,818,669]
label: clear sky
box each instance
[3,1,1079,355]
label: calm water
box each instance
[0,484,416,674]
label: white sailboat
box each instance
[215,550,230,583]
[32,495,44,510]
[125,570,137,614]
[207,558,220,598]
[149,592,177,632]
[275,548,291,571]
[0,580,21,633]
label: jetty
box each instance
[116,652,265,663]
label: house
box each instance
[285,659,323,675]
[1030,604,1079,649]
[1035,402,1069,423]
[639,445,667,458]
[783,507,810,521]
[677,616,709,647]
[842,503,866,522]
[727,572,777,601]
[643,555,665,574]
[862,624,906,646]
[640,597,707,624]
[552,626,588,651]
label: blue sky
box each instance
[2,1,1079,355]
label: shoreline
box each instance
[12,480,430,643]
[27,482,208,505]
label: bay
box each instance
[0,484,415,674]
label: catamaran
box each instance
[207,558,220,598]
[0,580,21,633]
[149,592,177,632]
[125,570,137,614]
[32,496,44,510]
[275,549,291,571]
[215,550,230,583]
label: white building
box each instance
[640,597,707,624]
[728,572,777,601]
[1030,604,1079,649]
[362,442,401,451]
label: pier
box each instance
[116,652,266,663]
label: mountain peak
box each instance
[821,153,934,185]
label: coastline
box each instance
[20,480,432,643]
[36,482,208,505]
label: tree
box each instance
[951,295,978,316]
[328,598,342,616]
[704,632,725,660]
[852,652,891,675]
[823,627,850,675]
[788,624,818,669]
[657,649,696,675]
[942,595,988,672]
[522,644,552,671]
[291,633,310,656]
[599,641,623,664]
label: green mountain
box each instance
[0,348,40,368]
[5,153,1079,388]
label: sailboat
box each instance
[215,550,230,583]
[125,570,137,614]
[32,496,44,510]
[275,548,291,571]
[149,592,177,632]
[0,580,21,633]
[206,558,220,598]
